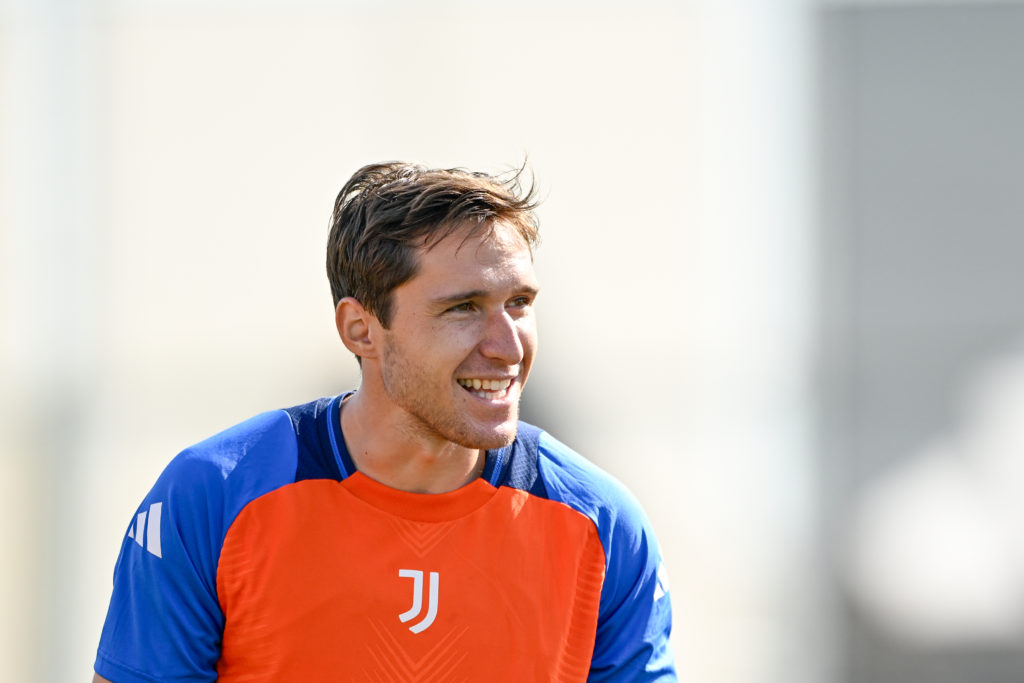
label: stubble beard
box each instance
[380,338,519,450]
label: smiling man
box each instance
[93,162,676,681]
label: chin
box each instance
[454,421,519,450]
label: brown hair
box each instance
[327,161,540,327]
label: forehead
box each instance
[406,221,537,294]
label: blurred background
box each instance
[3,0,1024,680]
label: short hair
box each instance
[327,161,540,327]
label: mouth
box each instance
[456,377,514,401]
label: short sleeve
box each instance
[536,432,677,682]
[95,409,301,682]
[95,451,229,683]
[588,497,675,681]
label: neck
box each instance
[339,390,485,494]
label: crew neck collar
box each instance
[339,472,499,521]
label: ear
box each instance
[335,297,379,360]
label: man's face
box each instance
[374,221,539,449]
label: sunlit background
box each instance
[3,0,1024,681]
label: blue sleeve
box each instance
[94,411,299,683]
[538,433,677,682]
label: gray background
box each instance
[821,3,1024,681]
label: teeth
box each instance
[458,378,512,396]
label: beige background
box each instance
[4,1,821,681]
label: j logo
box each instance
[398,569,439,633]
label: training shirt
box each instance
[95,394,676,681]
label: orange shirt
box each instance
[218,475,605,680]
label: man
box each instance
[94,162,676,681]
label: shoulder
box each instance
[160,409,298,491]
[530,427,677,679]
[527,426,664,580]
[149,408,302,543]
[533,428,650,535]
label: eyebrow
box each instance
[430,285,540,308]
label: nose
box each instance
[479,309,525,365]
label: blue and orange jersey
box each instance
[95,394,676,681]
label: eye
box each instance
[507,295,534,310]
[447,301,476,313]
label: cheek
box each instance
[424,322,480,362]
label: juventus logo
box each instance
[398,569,439,633]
